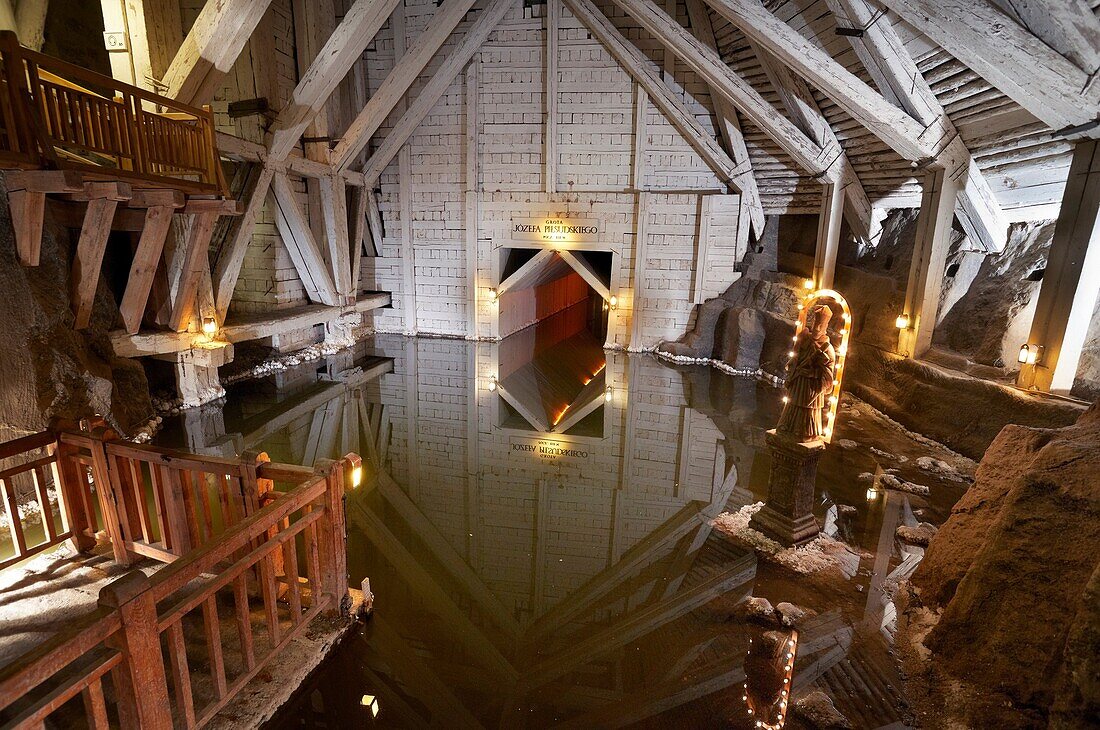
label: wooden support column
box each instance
[465,58,480,339]
[119,189,186,333]
[814,181,844,289]
[1018,142,1100,394]
[4,170,83,266]
[898,166,962,357]
[320,173,354,303]
[213,163,276,322]
[545,0,559,193]
[631,83,648,189]
[168,211,220,332]
[392,2,418,336]
[72,182,132,330]
[630,192,651,349]
[269,172,341,307]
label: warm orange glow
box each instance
[552,404,571,426]
[797,288,851,445]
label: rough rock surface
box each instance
[905,401,1100,727]
[743,596,779,627]
[792,689,852,729]
[0,186,151,438]
[933,220,1052,368]
[895,522,937,547]
[848,347,1082,459]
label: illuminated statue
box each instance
[777,304,835,442]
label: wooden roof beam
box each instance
[268,0,403,161]
[751,42,872,238]
[989,0,1100,77]
[563,0,755,196]
[682,0,765,238]
[332,0,480,171]
[162,0,274,106]
[598,0,834,177]
[360,0,516,183]
[825,0,1007,250]
[699,0,947,162]
[877,0,1099,137]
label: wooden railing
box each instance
[0,31,226,194]
[0,429,356,729]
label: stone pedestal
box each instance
[749,429,824,547]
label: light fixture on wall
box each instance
[1019,344,1044,365]
[201,316,218,337]
[609,295,618,310]
[803,278,814,290]
[487,288,498,303]
[895,313,910,330]
[488,376,498,392]
[605,386,613,402]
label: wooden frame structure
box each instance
[0,426,358,729]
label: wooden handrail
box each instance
[0,427,357,729]
[0,30,226,195]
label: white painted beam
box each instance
[360,0,516,183]
[1018,141,1100,394]
[268,0,402,160]
[825,0,1007,251]
[268,172,341,306]
[212,164,275,321]
[683,0,765,239]
[877,0,1099,136]
[332,0,480,170]
[989,0,1100,75]
[751,41,872,238]
[581,0,830,177]
[700,0,946,161]
[162,0,274,105]
[563,0,746,191]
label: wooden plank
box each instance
[361,0,516,183]
[878,0,1098,135]
[268,0,403,160]
[332,0,480,169]
[683,0,764,238]
[162,0,274,106]
[545,0,560,193]
[168,211,219,332]
[563,0,747,189]
[212,163,275,321]
[268,172,340,306]
[71,185,131,329]
[319,173,353,300]
[120,205,176,333]
[166,620,196,727]
[8,189,45,266]
[590,0,829,175]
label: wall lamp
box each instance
[1018,344,1044,365]
[895,313,910,330]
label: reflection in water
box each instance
[153,313,965,728]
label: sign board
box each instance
[509,436,591,461]
[103,32,128,51]
[511,217,599,244]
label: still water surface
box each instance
[155,310,970,729]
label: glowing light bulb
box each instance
[350,465,363,488]
[1018,344,1030,364]
[488,288,498,302]
[201,316,217,337]
[488,377,497,392]
[792,335,799,342]
[895,313,910,329]
[609,295,618,309]
[605,386,613,402]
[787,351,795,358]
[782,395,789,404]
[803,278,814,290]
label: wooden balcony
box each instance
[0,31,226,195]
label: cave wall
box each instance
[0,184,152,440]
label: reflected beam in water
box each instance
[557,610,853,729]
[520,553,757,691]
[366,614,485,729]
[405,338,421,502]
[345,497,520,685]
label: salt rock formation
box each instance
[908,401,1100,726]
[0,186,151,438]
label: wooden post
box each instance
[49,439,97,552]
[315,457,349,615]
[1018,141,1100,394]
[88,429,131,566]
[71,182,132,329]
[97,572,172,730]
[814,181,844,289]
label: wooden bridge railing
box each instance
[0,428,357,729]
[0,31,226,194]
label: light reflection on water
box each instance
[153,311,968,729]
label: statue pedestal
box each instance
[749,429,824,547]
